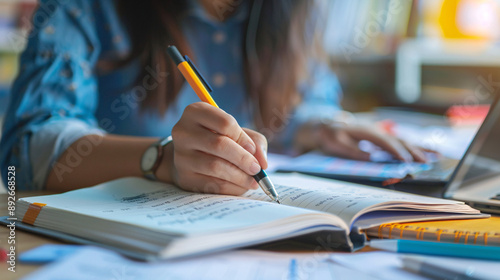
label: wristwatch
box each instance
[141,136,173,181]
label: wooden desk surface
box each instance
[0,192,497,279]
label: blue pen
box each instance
[289,259,298,280]
[369,239,500,261]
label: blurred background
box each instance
[0,0,499,145]
[0,0,499,119]
[0,0,500,114]
[0,0,36,113]
[324,0,500,114]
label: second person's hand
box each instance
[295,121,429,163]
[318,124,428,162]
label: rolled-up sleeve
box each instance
[272,61,343,150]
[0,0,104,190]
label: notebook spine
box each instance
[22,202,47,225]
[366,224,500,246]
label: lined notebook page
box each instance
[245,174,476,227]
[18,178,318,235]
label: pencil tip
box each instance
[276,199,281,204]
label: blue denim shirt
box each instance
[1,0,342,190]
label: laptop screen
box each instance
[444,97,500,198]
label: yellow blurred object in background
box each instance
[439,0,500,40]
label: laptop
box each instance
[277,100,500,187]
[443,97,500,214]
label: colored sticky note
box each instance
[20,245,82,264]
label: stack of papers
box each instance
[23,246,499,280]
[22,247,374,280]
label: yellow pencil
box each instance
[166,46,218,107]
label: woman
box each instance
[1,0,424,193]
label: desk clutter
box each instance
[19,245,499,280]
[4,113,500,277]
[2,171,498,279]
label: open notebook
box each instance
[10,174,486,260]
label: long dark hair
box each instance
[114,0,323,130]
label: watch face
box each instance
[141,146,159,171]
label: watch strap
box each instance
[143,136,173,181]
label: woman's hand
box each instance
[296,122,428,163]
[157,102,268,195]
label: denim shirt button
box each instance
[212,73,226,87]
[60,69,71,78]
[41,50,53,59]
[112,35,122,44]
[213,31,226,44]
[44,25,55,35]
